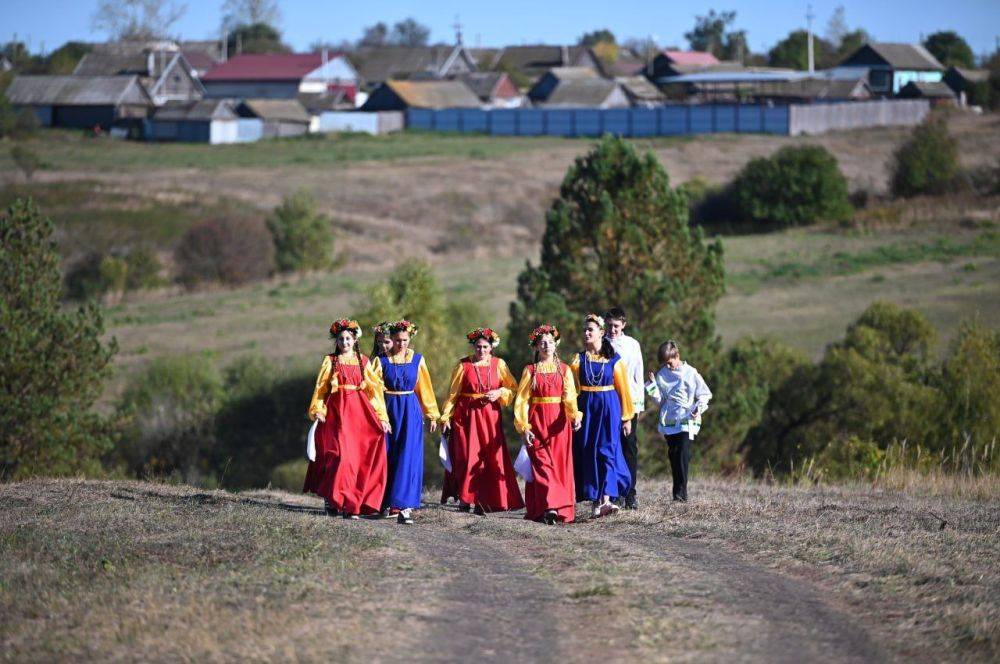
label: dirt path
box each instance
[354,503,883,663]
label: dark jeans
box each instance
[665,433,692,501]
[621,414,639,504]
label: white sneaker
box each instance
[600,500,619,516]
[591,503,603,518]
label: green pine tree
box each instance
[506,135,725,372]
[0,198,118,478]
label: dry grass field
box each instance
[2,476,997,662]
[1,112,998,393]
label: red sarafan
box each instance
[515,361,579,523]
[440,356,524,512]
[304,354,387,516]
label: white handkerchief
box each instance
[438,435,452,472]
[513,444,534,482]
[306,420,318,462]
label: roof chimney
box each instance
[561,45,569,65]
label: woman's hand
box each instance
[648,371,656,383]
[382,420,392,434]
[317,415,326,423]
[484,389,503,402]
[622,419,632,436]
[429,419,438,433]
[442,420,451,433]
[573,419,582,431]
[524,430,536,446]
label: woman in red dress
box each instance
[439,327,524,513]
[304,318,392,519]
[514,324,582,524]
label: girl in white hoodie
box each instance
[645,341,712,502]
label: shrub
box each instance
[65,248,164,300]
[266,190,334,273]
[10,145,41,180]
[890,115,959,198]
[117,355,224,484]
[1,198,117,479]
[123,247,165,290]
[728,145,852,228]
[13,108,40,137]
[175,215,275,287]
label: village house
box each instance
[648,50,730,80]
[201,52,359,103]
[454,71,524,108]
[179,40,225,79]
[360,79,482,111]
[751,75,873,104]
[527,68,628,108]
[897,80,957,106]
[6,74,152,130]
[487,45,605,86]
[148,98,250,144]
[835,42,944,96]
[616,75,667,106]
[236,98,312,137]
[73,41,204,105]
[943,66,991,106]
[348,44,478,90]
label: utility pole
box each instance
[806,4,815,73]
[452,15,463,46]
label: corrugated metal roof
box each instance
[385,79,481,108]
[203,53,338,82]
[539,78,621,107]
[948,67,990,83]
[6,75,152,106]
[238,98,311,122]
[660,69,804,84]
[153,98,237,121]
[863,43,944,70]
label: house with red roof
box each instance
[202,52,359,103]
[648,50,734,80]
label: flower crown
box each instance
[584,313,605,328]
[372,321,392,337]
[466,327,500,348]
[528,324,561,346]
[329,318,362,338]
[389,319,419,337]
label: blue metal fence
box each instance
[406,105,791,137]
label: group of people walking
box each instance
[304,309,712,525]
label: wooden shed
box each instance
[236,98,311,137]
[360,80,482,111]
[5,74,152,130]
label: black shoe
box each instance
[324,503,338,517]
[458,502,471,513]
[624,497,639,510]
[473,505,486,516]
[543,510,558,525]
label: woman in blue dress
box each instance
[569,313,635,519]
[371,320,440,525]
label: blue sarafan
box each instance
[571,351,633,502]
[378,351,438,510]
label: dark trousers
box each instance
[665,433,692,501]
[621,414,639,503]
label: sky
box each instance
[2,0,998,58]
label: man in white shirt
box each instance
[604,307,644,509]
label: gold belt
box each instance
[580,385,614,392]
[530,396,562,404]
[337,384,362,391]
[459,392,488,399]
[385,390,414,395]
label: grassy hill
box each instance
[1,476,996,661]
[1,114,997,394]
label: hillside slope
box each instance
[2,477,996,661]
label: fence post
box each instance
[542,109,548,135]
[486,109,492,134]
[514,109,520,136]
[685,105,691,134]
[711,104,716,133]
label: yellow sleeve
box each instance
[415,357,440,420]
[568,353,581,391]
[613,360,636,421]
[513,367,533,434]
[363,359,389,423]
[438,362,465,425]
[496,358,518,408]
[562,364,583,424]
[307,355,334,421]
